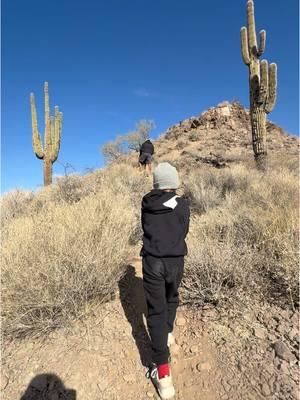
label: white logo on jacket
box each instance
[163,195,179,210]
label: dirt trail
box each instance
[2,257,223,400]
[2,257,299,400]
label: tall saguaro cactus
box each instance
[30,82,63,186]
[240,0,277,170]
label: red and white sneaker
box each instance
[146,363,175,399]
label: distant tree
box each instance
[101,135,127,163]
[101,119,155,163]
[126,120,156,152]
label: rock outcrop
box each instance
[155,101,299,168]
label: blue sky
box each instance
[2,0,299,192]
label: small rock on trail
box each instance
[197,362,212,371]
[273,341,296,362]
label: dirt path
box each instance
[2,258,299,400]
[2,258,222,400]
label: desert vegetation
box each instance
[30,82,63,186]
[182,164,298,309]
[101,119,155,163]
[240,0,277,170]
[1,164,150,338]
[1,148,298,339]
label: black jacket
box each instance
[140,140,154,155]
[141,190,190,258]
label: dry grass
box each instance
[1,164,150,339]
[182,164,299,309]
[182,166,250,214]
[1,189,34,226]
[1,155,298,339]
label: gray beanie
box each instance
[153,162,180,190]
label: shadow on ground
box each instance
[118,264,152,367]
[20,373,76,399]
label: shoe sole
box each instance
[158,387,175,399]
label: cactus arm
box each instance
[247,0,258,55]
[257,30,266,57]
[50,116,55,147]
[30,93,44,159]
[265,63,277,113]
[240,27,251,65]
[258,60,268,105]
[51,106,62,162]
[44,82,51,155]
[59,112,63,133]
[44,82,50,122]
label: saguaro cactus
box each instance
[30,82,63,185]
[240,0,277,170]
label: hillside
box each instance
[152,101,298,171]
[1,102,299,400]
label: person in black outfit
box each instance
[141,162,190,399]
[139,139,154,174]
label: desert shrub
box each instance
[268,154,299,175]
[188,131,198,142]
[182,223,256,305]
[182,165,299,309]
[6,175,96,220]
[0,189,34,227]
[176,139,186,150]
[1,162,153,338]
[101,164,152,244]
[2,188,136,338]
[185,180,221,214]
[101,119,155,162]
[183,166,250,214]
[101,135,127,163]
[53,174,95,203]
[126,120,155,151]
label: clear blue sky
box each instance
[1,0,299,192]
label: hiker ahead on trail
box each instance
[139,139,154,174]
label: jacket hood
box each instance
[142,189,178,214]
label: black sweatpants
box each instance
[142,255,184,366]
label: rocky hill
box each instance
[154,101,299,169]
